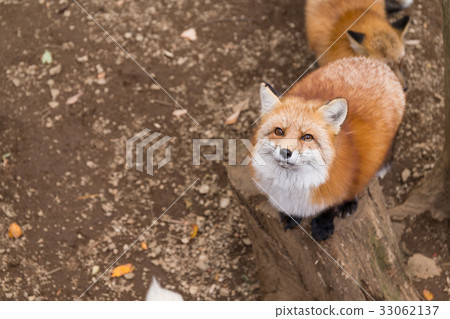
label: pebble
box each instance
[407,253,441,279]
[401,168,411,182]
[124,32,132,39]
[124,273,135,280]
[48,101,59,109]
[49,64,62,76]
[198,184,209,194]
[189,286,198,295]
[50,88,59,100]
[136,34,144,42]
[92,265,100,276]
[12,78,20,87]
[242,238,252,246]
[219,197,230,209]
[181,237,190,244]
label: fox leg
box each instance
[278,212,303,231]
[336,198,358,218]
[311,208,335,241]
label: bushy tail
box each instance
[385,0,413,14]
[146,277,184,301]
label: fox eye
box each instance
[301,134,314,141]
[274,127,284,136]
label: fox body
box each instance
[305,0,410,90]
[252,58,405,238]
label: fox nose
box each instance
[280,148,292,159]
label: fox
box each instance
[305,0,411,91]
[251,57,405,241]
[385,0,414,14]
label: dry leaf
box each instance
[180,28,197,41]
[423,289,434,301]
[141,242,148,250]
[184,198,193,209]
[172,109,187,118]
[190,224,198,238]
[224,109,241,125]
[8,222,23,239]
[111,263,134,278]
[66,92,83,105]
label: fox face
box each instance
[347,16,410,91]
[253,84,347,190]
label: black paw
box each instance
[337,199,358,218]
[311,210,335,241]
[278,212,303,231]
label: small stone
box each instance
[86,161,97,168]
[12,78,20,87]
[49,64,62,76]
[124,32,132,39]
[189,285,198,295]
[407,253,441,279]
[163,50,174,59]
[76,55,89,63]
[198,184,209,195]
[150,84,160,90]
[92,265,100,275]
[50,88,60,100]
[242,238,251,246]
[219,197,230,209]
[124,273,135,280]
[177,57,188,65]
[48,101,59,109]
[136,34,144,42]
[181,237,190,244]
[63,10,71,17]
[401,169,411,182]
[37,210,44,217]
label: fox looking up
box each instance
[305,0,410,91]
[251,57,405,241]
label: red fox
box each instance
[305,0,410,91]
[251,57,405,241]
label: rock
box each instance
[92,265,100,275]
[189,285,198,295]
[12,78,20,87]
[407,253,441,279]
[49,64,62,76]
[242,238,252,246]
[48,101,59,109]
[181,237,190,244]
[124,32,132,39]
[401,169,411,182]
[50,88,60,100]
[219,197,230,209]
[124,273,135,280]
[198,184,209,195]
[76,55,89,63]
[136,34,144,42]
[86,160,97,168]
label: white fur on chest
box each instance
[252,159,328,218]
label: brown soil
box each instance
[0,0,448,300]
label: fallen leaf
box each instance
[66,91,83,105]
[184,198,193,209]
[141,241,148,250]
[111,263,134,278]
[423,289,434,301]
[2,153,11,161]
[224,109,241,125]
[190,224,198,239]
[8,222,23,239]
[41,50,53,64]
[180,28,197,41]
[172,109,187,118]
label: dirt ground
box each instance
[0,0,448,300]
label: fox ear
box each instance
[391,15,410,38]
[260,82,281,114]
[320,98,348,133]
[347,30,366,55]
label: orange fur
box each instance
[255,57,405,209]
[305,0,409,89]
